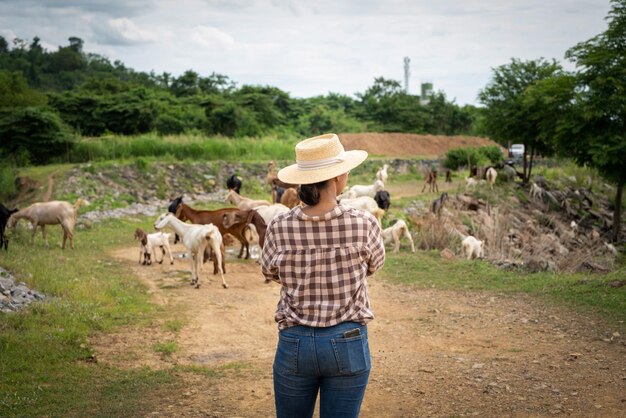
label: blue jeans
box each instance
[273,321,371,418]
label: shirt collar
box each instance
[293,204,347,221]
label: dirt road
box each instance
[93,244,625,418]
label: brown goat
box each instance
[175,204,252,266]
[421,170,439,193]
[280,187,301,209]
[222,210,267,249]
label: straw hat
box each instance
[277,133,368,185]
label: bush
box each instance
[0,107,75,165]
[0,165,18,201]
[480,145,504,164]
[444,146,502,170]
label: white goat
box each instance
[461,235,484,260]
[376,164,389,183]
[134,228,174,265]
[225,189,271,210]
[349,180,385,198]
[340,196,385,224]
[465,177,478,189]
[529,181,544,201]
[485,167,497,190]
[254,203,289,225]
[382,219,415,253]
[154,213,228,289]
[7,199,88,249]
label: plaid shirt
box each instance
[261,204,385,330]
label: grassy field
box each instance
[0,218,212,416]
[1,154,625,415]
[1,209,624,415]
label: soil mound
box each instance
[340,133,500,158]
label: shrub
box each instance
[0,107,75,165]
[0,165,18,201]
[444,146,501,170]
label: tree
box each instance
[563,0,626,242]
[170,70,200,97]
[478,58,563,183]
[0,36,8,54]
[0,107,74,165]
[0,71,47,108]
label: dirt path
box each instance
[42,172,56,202]
[94,245,625,417]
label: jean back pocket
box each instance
[274,334,299,375]
[331,335,370,375]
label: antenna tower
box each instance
[403,57,411,93]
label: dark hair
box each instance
[298,180,329,206]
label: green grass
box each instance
[70,133,299,163]
[381,251,626,324]
[153,341,178,356]
[162,319,185,333]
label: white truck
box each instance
[508,144,524,159]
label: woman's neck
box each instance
[302,181,338,216]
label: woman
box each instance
[261,133,385,418]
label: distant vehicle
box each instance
[509,144,524,159]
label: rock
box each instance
[440,248,456,260]
[525,259,557,273]
[0,277,13,293]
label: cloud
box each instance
[190,26,236,50]
[93,18,158,46]
[7,0,156,17]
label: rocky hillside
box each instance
[10,158,624,273]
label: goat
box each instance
[273,186,286,204]
[175,203,249,263]
[465,177,478,189]
[529,181,544,201]
[374,190,391,210]
[485,167,497,190]
[376,164,389,183]
[0,203,18,252]
[421,169,439,193]
[167,195,184,244]
[222,209,268,250]
[339,196,385,224]
[154,213,228,289]
[225,189,271,211]
[168,196,184,214]
[382,219,415,253]
[7,199,88,249]
[134,228,153,265]
[134,228,174,265]
[461,235,484,260]
[226,174,242,194]
[266,160,277,187]
[280,187,300,209]
[349,180,385,199]
[431,192,449,217]
[254,204,289,225]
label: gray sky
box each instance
[0,0,613,105]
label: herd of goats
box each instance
[0,161,494,289]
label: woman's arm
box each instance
[366,219,385,275]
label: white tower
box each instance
[403,57,410,94]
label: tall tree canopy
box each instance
[562,0,626,241]
[478,58,563,183]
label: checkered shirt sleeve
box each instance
[261,205,385,330]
